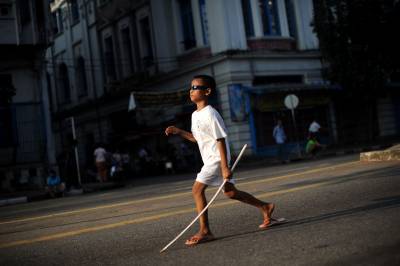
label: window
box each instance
[51,12,59,34]
[139,17,154,67]
[0,102,14,147]
[98,0,110,6]
[121,27,135,74]
[58,63,71,103]
[46,72,54,111]
[259,0,280,36]
[76,57,88,96]
[57,9,64,32]
[178,0,196,50]
[0,4,12,17]
[284,0,297,38]
[0,74,16,147]
[199,0,209,45]
[71,0,80,23]
[104,36,117,81]
[0,74,15,104]
[18,0,31,24]
[241,0,255,37]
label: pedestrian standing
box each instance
[121,150,131,178]
[111,149,123,179]
[273,119,288,163]
[308,119,321,140]
[94,144,108,182]
[138,147,150,175]
[165,75,276,247]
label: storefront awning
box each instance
[235,84,342,113]
[244,83,342,94]
[132,88,191,107]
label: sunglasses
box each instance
[190,85,209,91]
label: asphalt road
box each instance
[0,155,399,266]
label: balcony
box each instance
[96,0,148,29]
[0,0,50,47]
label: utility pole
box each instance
[70,117,82,187]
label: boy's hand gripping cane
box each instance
[160,144,247,253]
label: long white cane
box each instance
[160,144,247,253]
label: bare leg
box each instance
[191,181,212,236]
[224,182,275,223]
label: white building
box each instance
[92,0,332,159]
[46,0,106,184]
[48,0,400,180]
[0,0,52,190]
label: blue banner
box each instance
[228,84,247,122]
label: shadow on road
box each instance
[215,195,400,243]
[278,165,400,190]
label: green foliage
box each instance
[312,0,400,98]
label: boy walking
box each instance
[165,75,275,246]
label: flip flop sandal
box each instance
[259,217,288,229]
[185,234,215,247]
[259,204,275,229]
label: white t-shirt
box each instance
[191,105,231,166]
[309,121,321,133]
[94,147,107,162]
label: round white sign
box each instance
[284,94,299,110]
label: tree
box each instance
[312,0,400,143]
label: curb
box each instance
[82,183,124,193]
[0,184,122,207]
[360,149,400,162]
[328,144,396,158]
[66,189,84,196]
[0,196,27,207]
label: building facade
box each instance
[0,0,53,191]
[93,0,332,158]
[46,0,400,181]
[46,0,106,185]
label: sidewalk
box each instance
[237,141,397,169]
[360,144,400,161]
[1,141,398,207]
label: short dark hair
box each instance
[193,75,216,91]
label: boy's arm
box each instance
[216,138,232,180]
[165,126,197,143]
